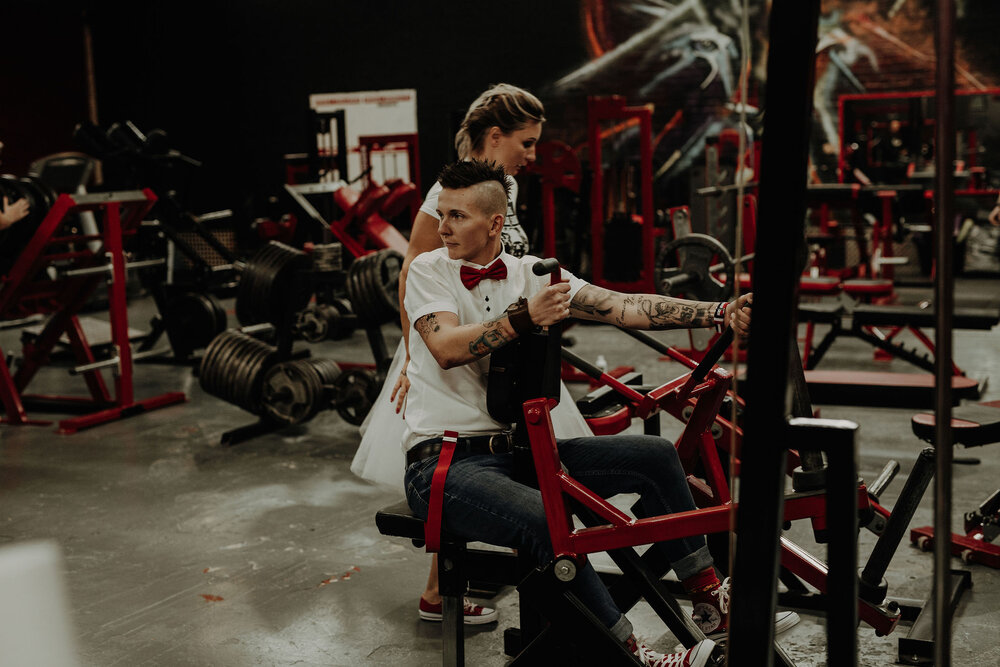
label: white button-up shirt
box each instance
[402,247,587,450]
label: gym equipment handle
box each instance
[689,301,751,385]
[533,258,562,401]
[532,258,561,277]
[867,460,900,500]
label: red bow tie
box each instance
[460,260,507,289]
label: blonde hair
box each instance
[455,84,546,160]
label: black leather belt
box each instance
[406,432,513,467]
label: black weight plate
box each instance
[324,301,354,341]
[232,334,269,410]
[198,332,226,393]
[334,368,378,425]
[345,257,366,322]
[164,292,218,355]
[251,348,283,414]
[372,250,402,318]
[220,332,261,406]
[240,339,275,412]
[237,242,285,324]
[310,358,342,389]
[215,332,251,404]
[261,362,313,424]
[361,255,387,324]
[199,330,239,395]
[207,293,228,336]
[655,233,734,303]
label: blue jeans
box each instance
[404,434,714,638]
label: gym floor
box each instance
[2,277,999,667]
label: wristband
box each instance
[713,301,728,334]
[508,297,536,335]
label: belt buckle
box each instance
[488,433,510,454]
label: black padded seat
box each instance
[853,304,1000,330]
[911,404,1000,448]
[797,302,845,324]
[376,499,429,543]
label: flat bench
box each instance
[852,305,1000,331]
[804,370,980,409]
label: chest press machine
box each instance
[376,259,875,665]
[0,189,186,433]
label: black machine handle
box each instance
[533,258,563,402]
[688,300,751,385]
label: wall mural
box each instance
[542,0,1000,194]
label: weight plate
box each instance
[324,301,355,340]
[654,233,734,303]
[261,362,315,424]
[372,249,402,319]
[310,358,342,390]
[333,368,378,426]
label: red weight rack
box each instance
[0,189,186,433]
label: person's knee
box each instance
[635,435,681,469]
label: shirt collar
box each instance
[459,251,510,271]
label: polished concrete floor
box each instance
[2,278,1000,666]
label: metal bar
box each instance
[70,356,120,376]
[729,0,821,664]
[104,201,134,405]
[69,190,149,206]
[860,448,935,603]
[60,257,166,278]
[933,0,956,663]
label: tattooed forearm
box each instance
[635,296,714,329]
[468,319,513,356]
[415,313,440,338]
[570,285,622,325]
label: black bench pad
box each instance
[376,500,427,541]
[911,404,1000,448]
[853,304,999,330]
[798,302,846,324]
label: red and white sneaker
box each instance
[418,597,498,625]
[628,636,716,667]
[691,577,800,642]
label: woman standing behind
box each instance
[352,83,592,624]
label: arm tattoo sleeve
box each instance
[570,285,715,329]
[570,286,624,325]
[468,318,513,356]
[633,296,714,329]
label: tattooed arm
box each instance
[413,280,575,369]
[413,310,517,369]
[570,285,753,337]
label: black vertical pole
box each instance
[728,0,821,665]
[933,0,956,664]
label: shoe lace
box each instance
[711,577,731,615]
[462,599,481,613]
[635,643,690,667]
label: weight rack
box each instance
[0,189,186,433]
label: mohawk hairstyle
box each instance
[437,159,511,216]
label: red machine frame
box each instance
[556,346,902,636]
[588,96,657,294]
[0,189,186,433]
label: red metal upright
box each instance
[588,96,655,293]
